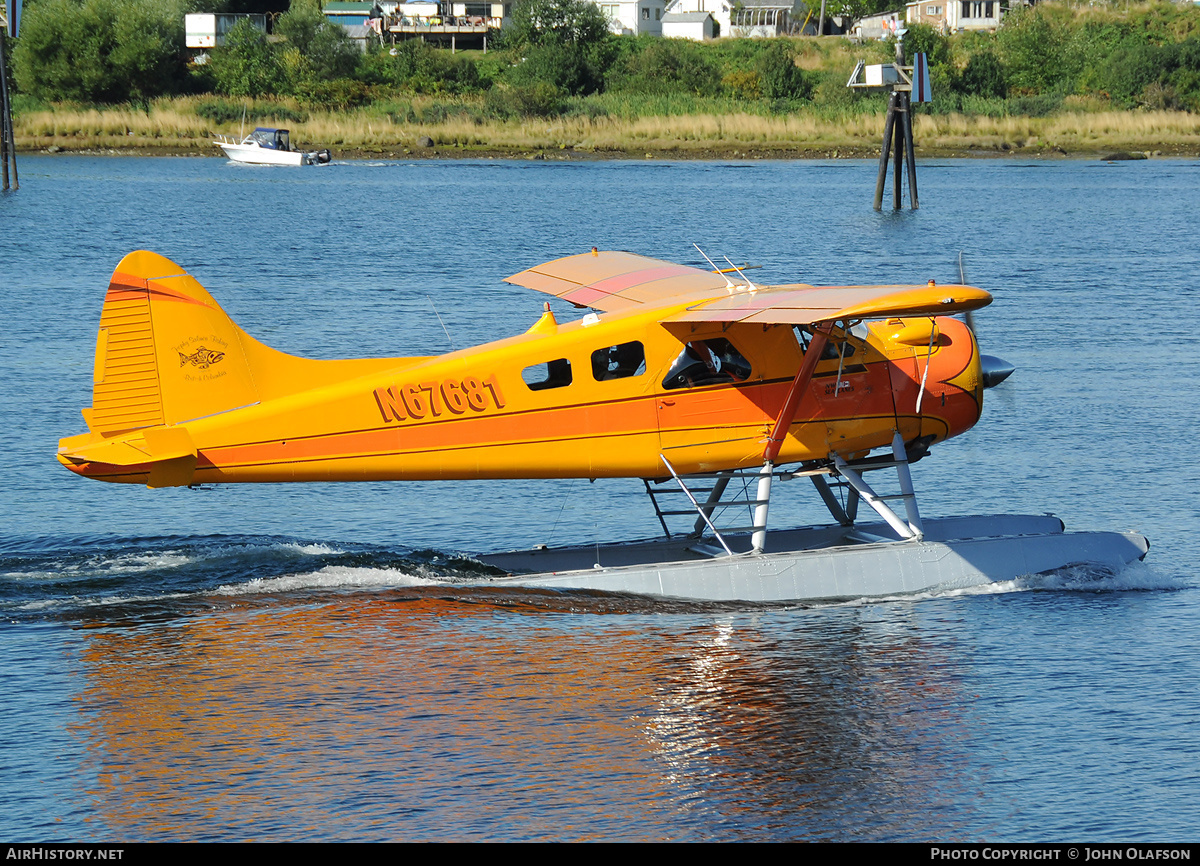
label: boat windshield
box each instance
[249,128,291,151]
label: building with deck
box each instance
[322,1,505,51]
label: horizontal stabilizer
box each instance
[58,425,197,488]
[58,425,195,466]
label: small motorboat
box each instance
[214,128,331,166]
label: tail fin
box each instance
[87,250,262,434]
[62,251,418,487]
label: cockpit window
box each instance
[591,341,646,381]
[662,338,752,390]
[795,325,856,360]
[523,358,572,391]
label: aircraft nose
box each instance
[980,354,1015,388]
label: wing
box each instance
[505,250,729,312]
[506,250,992,323]
[663,282,992,325]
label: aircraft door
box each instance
[799,326,887,456]
[655,336,770,469]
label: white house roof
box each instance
[662,11,714,21]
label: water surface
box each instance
[1,155,1197,841]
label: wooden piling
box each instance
[873,93,896,211]
[0,28,16,191]
[873,90,916,211]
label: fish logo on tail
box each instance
[179,346,225,369]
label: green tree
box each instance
[13,0,186,103]
[502,0,613,95]
[505,0,610,48]
[206,17,284,97]
[903,22,950,67]
[997,6,1073,94]
[274,0,361,87]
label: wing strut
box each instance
[753,328,831,554]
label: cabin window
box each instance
[795,326,851,360]
[662,338,752,390]
[523,358,572,391]
[592,341,646,381]
[795,325,863,360]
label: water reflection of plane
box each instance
[72,594,979,839]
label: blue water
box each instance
[1,154,1198,841]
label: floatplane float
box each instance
[214,127,332,167]
[57,249,1148,602]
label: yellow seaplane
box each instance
[57,249,1147,601]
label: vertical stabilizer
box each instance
[87,250,262,433]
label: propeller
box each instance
[958,252,1015,389]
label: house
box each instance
[320,1,383,50]
[661,0,805,39]
[904,0,1003,32]
[184,13,267,49]
[321,1,382,27]
[727,0,805,38]
[662,0,733,38]
[852,9,903,40]
[597,0,668,36]
[661,10,715,39]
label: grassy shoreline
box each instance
[14,98,1200,160]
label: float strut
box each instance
[692,472,732,537]
[891,431,923,536]
[751,463,773,555]
[831,435,924,541]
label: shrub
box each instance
[360,42,482,94]
[299,78,375,110]
[275,0,361,87]
[13,0,186,103]
[484,82,565,118]
[607,38,721,97]
[723,69,762,101]
[957,49,1007,99]
[756,41,810,101]
[507,42,607,96]
[903,23,951,67]
[195,99,310,125]
[997,6,1074,94]
[207,18,285,97]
